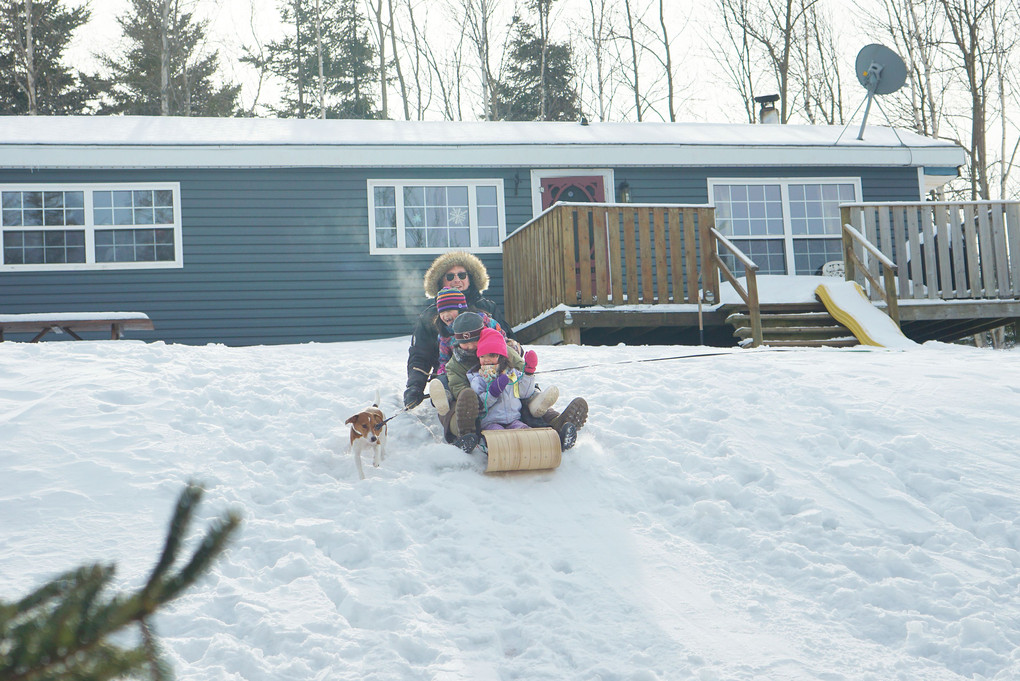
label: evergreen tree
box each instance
[97,0,240,116]
[243,0,379,119]
[0,0,100,114]
[493,18,580,121]
[0,483,240,681]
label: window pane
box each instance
[134,190,153,207]
[793,238,843,275]
[374,186,395,206]
[113,190,133,207]
[376,229,397,248]
[405,227,425,248]
[23,210,43,226]
[449,228,470,247]
[93,191,112,208]
[24,192,42,209]
[478,227,499,247]
[154,207,174,223]
[44,210,64,226]
[404,186,424,206]
[447,186,469,206]
[3,209,22,226]
[477,206,498,227]
[134,207,155,224]
[476,186,497,205]
[448,205,469,227]
[404,206,424,228]
[94,208,112,225]
[426,228,448,248]
[65,191,84,208]
[425,186,446,205]
[375,206,396,229]
[114,208,134,225]
[2,192,21,209]
[154,190,174,207]
[44,192,64,208]
[426,207,447,227]
[66,209,85,226]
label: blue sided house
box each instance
[0,115,986,346]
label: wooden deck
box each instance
[504,201,1020,346]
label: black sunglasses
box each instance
[445,272,469,281]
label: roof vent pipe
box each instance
[754,94,780,124]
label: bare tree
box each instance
[939,0,996,198]
[315,0,325,116]
[387,0,410,119]
[366,0,388,117]
[575,0,619,121]
[791,1,843,124]
[655,0,677,121]
[877,0,949,137]
[715,0,821,123]
[621,0,644,120]
[455,0,500,120]
[712,0,760,122]
[401,0,430,118]
[5,0,39,113]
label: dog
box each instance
[346,393,388,480]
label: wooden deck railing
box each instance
[502,202,721,327]
[708,228,763,347]
[840,201,1020,301]
[841,223,900,325]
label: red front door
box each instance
[540,176,606,210]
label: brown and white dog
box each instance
[346,394,388,480]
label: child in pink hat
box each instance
[467,328,535,430]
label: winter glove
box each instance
[488,373,510,398]
[403,385,425,409]
[523,350,538,375]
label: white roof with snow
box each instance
[0,115,965,170]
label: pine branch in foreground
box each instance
[0,483,241,681]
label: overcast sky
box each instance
[65,0,881,123]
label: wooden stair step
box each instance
[732,326,852,339]
[727,311,839,326]
[756,338,860,348]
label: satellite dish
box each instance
[854,44,907,140]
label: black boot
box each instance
[453,432,479,453]
[550,397,588,431]
[558,422,577,450]
[452,390,479,437]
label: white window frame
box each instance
[0,182,184,272]
[707,176,862,275]
[367,178,506,255]
[529,168,616,217]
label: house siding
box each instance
[0,164,921,345]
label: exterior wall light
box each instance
[618,181,631,203]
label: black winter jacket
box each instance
[403,287,511,407]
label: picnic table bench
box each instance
[0,312,154,342]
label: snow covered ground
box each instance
[2,337,1019,680]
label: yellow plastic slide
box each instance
[815,281,917,349]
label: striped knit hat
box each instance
[436,287,468,313]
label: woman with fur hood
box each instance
[403,251,513,409]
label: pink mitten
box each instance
[523,350,538,375]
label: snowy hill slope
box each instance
[2,338,1019,680]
